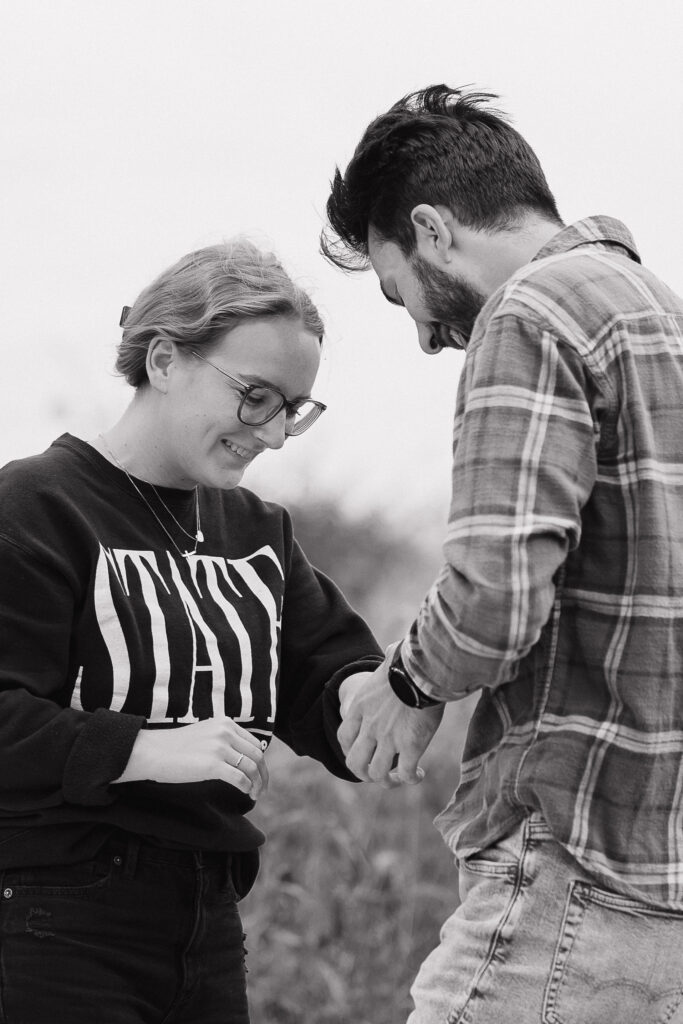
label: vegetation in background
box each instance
[241,500,474,1023]
[286,498,444,646]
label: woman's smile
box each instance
[222,438,258,461]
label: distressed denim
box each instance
[408,813,683,1024]
[0,835,250,1024]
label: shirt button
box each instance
[2,887,13,899]
[113,855,123,866]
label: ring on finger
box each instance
[234,753,245,769]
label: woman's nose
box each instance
[254,410,287,450]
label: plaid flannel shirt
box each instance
[403,217,683,908]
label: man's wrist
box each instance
[387,642,442,709]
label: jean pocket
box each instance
[459,847,518,880]
[230,849,259,901]
[543,880,683,1024]
[2,858,113,899]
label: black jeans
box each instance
[0,835,250,1023]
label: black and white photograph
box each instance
[1,2,683,1021]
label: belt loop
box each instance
[123,835,141,879]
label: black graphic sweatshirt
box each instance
[0,435,382,869]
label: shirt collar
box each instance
[533,216,641,265]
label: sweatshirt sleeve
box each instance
[274,533,383,780]
[0,534,145,812]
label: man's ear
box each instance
[410,204,454,264]
[146,337,175,393]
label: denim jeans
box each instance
[408,812,683,1024]
[0,834,251,1024]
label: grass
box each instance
[237,500,473,1021]
[241,701,474,1023]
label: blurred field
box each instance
[242,704,472,1024]
[240,502,476,1023]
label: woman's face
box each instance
[156,316,322,489]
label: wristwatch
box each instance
[387,643,441,709]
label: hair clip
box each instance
[119,305,132,327]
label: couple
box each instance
[2,84,683,1024]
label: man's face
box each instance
[367,229,487,353]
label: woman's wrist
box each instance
[111,729,164,784]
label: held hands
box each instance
[112,718,268,799]
[338,651,444,788]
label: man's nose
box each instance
[254,410,287,450]
[417,323,443,355]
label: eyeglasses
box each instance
[190,351,327,436]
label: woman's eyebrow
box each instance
[238,372,312,401]
[237,372,271,385]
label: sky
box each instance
[2,0,683,528]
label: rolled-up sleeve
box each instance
[402,310,600,699]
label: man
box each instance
[322,85,683,1023]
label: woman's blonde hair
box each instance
[116,238,325,388]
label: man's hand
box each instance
[338,658,444,787]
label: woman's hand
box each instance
[338,647,443,787]
[112,718,269,799]
[338,671,375,719]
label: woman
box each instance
[0,239,381,1023]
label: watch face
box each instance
[388,664,420,707]
[389,659,439,709]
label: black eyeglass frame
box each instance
[190,350,327,436]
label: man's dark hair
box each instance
[321,84,562,271]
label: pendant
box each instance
[197,529,204,543]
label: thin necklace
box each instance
[98,435,203,558]
[149,483,203,545]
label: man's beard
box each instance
[412,253,486,349]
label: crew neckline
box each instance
[55,433,199,504]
